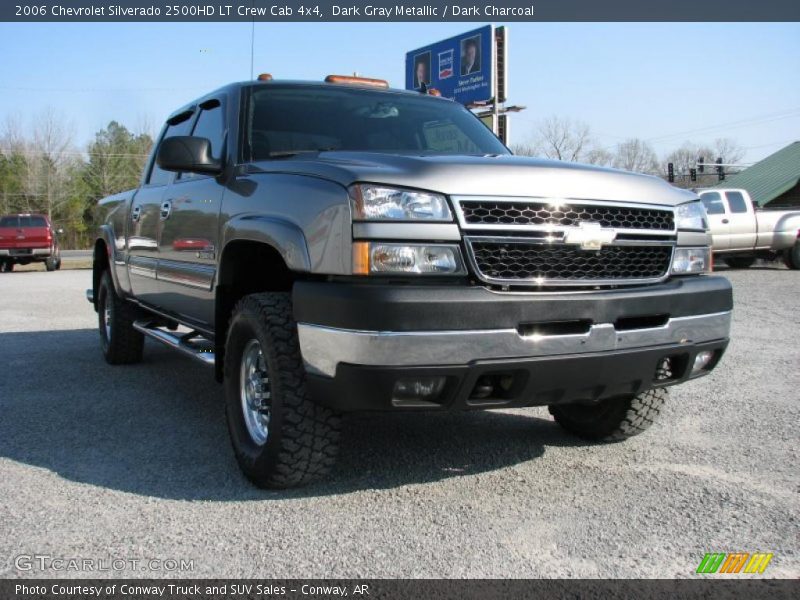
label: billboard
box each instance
[405,25,493,105]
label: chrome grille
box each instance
[466,239,673,285]
[458,200,674,231]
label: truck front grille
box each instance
[466,240,673,285]
[458,200,674,231]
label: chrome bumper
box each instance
[297,311,732,378]
[0,248,50,257]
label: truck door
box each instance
[127,111,194,303]
[699,191,730,250]
[155,98,226,327]
[724,191,757,250]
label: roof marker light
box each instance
[325,75,389,88]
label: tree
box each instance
[536,116,594,162]
[613,138,659,174]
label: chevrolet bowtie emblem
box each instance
[564,222,616,250]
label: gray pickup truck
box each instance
[88,76,732,488]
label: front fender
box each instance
[219,215,312,275]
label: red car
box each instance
[0,213,62,272]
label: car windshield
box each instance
[0,216,46,227]
[246,85,509,160]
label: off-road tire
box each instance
[224,292,341,489]
[97,270,144,365]
[783,242,800,270]
[549,388,668,442]
[723,257,755,269]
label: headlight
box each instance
[350,184,452,221]
[353,242,465,275]
[675,201,708,231]
[672,247,712,274]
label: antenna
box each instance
[249,1,255,79]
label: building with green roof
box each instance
[714,142,800,208]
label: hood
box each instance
[248,152,698,207]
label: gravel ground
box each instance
[0,267,797,579]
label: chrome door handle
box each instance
[722,219,729,224]
[160,200,172,220]
[131,205,142,222]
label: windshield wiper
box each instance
[266,148,338,159]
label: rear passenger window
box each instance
[700,192,725,215]
[181,101,224,180]
[147,112,194,186]
[726,191,748,214]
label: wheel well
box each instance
[215,240,295,381]
[92,239,110,309]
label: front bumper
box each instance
[293,276,732,411]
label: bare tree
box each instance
[535,116,594,162]
[713,138,745,165]
[584,148,614,167]
[613,138,659,174]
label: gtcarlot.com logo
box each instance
[14,554,195,573]
[696,552,773,574]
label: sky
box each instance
[0,21,798,163]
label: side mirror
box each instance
[156,136,222,175]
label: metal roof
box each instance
[713,142,800,207]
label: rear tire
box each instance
[97,271,144,365]
[0,260,12,273]
[45,257,57,271]
[549,388,668,442]
[783,242,800,270]
[723,257,755,269]
[224,292,340,489]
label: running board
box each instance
[133,321,215,366]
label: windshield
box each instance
[246,85,509,160]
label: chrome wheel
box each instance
[100,295,112,342]
[240,339,272,446]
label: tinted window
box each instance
[148,113,194,186]
[700,192,725,215]
[726,191,748,214]
[181,102,224,180]
[247,85,508,160]
[0,216,46,227]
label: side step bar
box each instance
[133,320,215,366]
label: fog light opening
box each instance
[392,376,447,407]
[691,350,715,375]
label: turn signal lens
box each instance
[352,243,465,275]
[672,247,712,274]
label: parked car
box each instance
[0,213,62,272]
[696,188,800,269]
[88,76,732,488]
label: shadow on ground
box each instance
[0,328,588,501]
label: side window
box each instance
[147,113,194,186]
[726,191,748,214]
[181,101,224,180]
[700,192,725,215]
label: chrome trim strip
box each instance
[297,311,731,377]
[463,236,675,287]
[353,222,461,241]
[128,256,157,279]
[451,195,677,236]
[156,260,215,291]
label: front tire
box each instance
[549,388,668,442]
[97,271,144,365]
[224,293,340,489]
[723,257,755,269]
[784,242,800,270]
[45,257,57,271]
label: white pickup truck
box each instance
[697,188,800,269]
